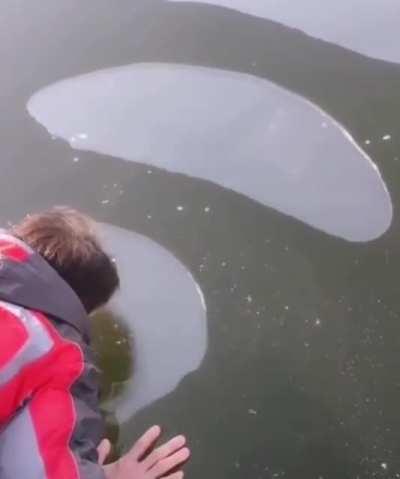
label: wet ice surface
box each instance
[168,0,400,64]
[98,223,207,420]
[28,63,392,242]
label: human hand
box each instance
[99,425,190,479]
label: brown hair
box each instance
[12,207,119,314]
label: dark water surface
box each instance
[169,0,400,63]
[1,1,400,478]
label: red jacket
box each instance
[0,233,106,478]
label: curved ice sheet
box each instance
[27,63,392,242]
[168,0,400,64]
[99,223,207,420]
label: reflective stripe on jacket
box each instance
[0,233,105,479]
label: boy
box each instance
[0,207,189,479]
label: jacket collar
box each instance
[0,232,90,341]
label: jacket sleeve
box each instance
[69,347,109,479]
[0,305,107,479]
[0,386,107,479]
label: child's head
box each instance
[12,207,119,314]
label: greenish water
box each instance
[1,1,400,477]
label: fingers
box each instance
[143,435,186,470]
[97,438,112,465]
[128,425,162,461]
[164,472,184,479]
[150,447,190,478]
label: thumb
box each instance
[97,439,112,465]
